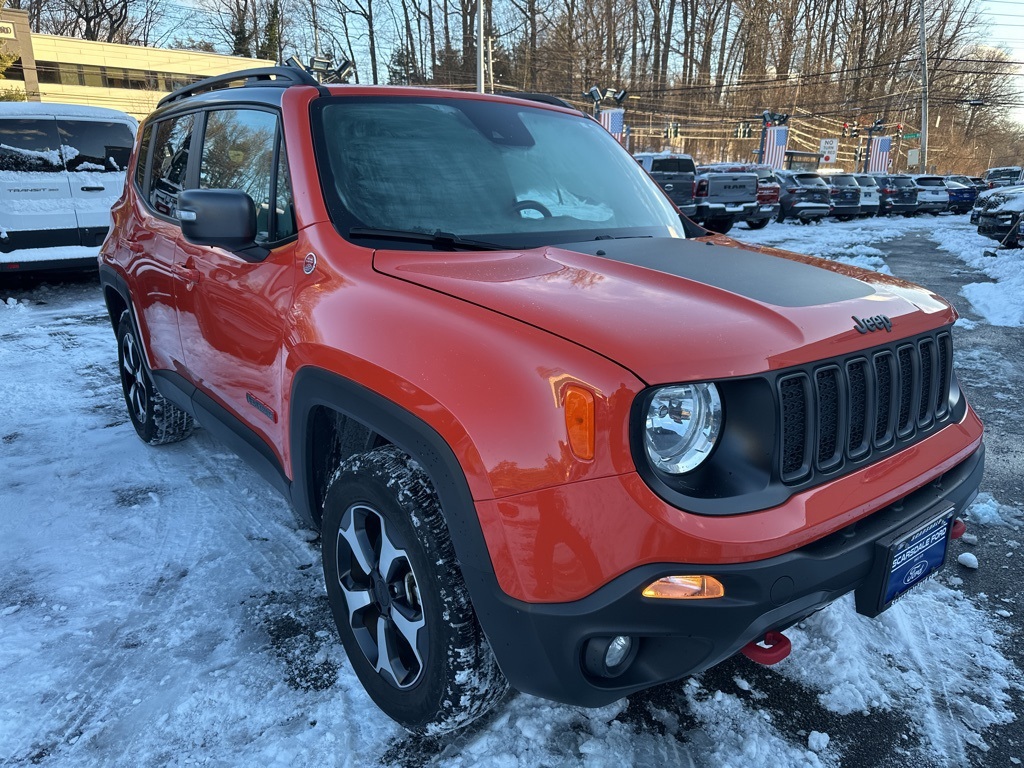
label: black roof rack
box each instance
[508,93,583,113]
[157,66,321,108]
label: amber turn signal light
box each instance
[563,385,595,460]
[642,575,725,600]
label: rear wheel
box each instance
[776,210,787,223]
[116,311,194,445]
[321,445,508,733]
[704,218,733,234]
[744,217,771,230]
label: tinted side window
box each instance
[199,108,290,243]
[0,118,64,172]
[134,124,152,191]
[149,113,196,217]
[57,120,135,173]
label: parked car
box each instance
[971,184,1024,225]
[0,102,137,273]
[693,165,760,233]
[873,174,919,216]
[982,166,1022,189]
[819,171,862,220]
[634,152,697,219]
[969,176,987,192]
[699,163,780,229]
[913,175,950,214]
[774,170,831,223]
[976,186,1024,247]
[945,174,975,189]
[944,181,977,214]
[100,66,985,734]
[854,174,880,217]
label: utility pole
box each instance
[919,0,928,173]
[476,0,485,93]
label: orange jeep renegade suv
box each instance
[99,66,985,734]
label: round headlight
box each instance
[644,383,722,474]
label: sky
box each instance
[979,0,1024,124]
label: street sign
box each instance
[907,148,920,166]
[903,132,920,140]
[819,138,839,164]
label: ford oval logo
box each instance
[903,560,929,585]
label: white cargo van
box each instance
[0,102,137,273]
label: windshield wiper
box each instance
[348,227,508,251]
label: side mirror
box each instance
[177,189,267,260]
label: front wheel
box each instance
[745,217,771,230]
[321,445,508,733]
[116,311,194,445]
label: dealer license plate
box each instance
[882,506,955,608]
[856,503,956,618]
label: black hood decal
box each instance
[561,237,875,307]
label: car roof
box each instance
[0,101,137,124]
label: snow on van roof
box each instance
[0,102,138,125]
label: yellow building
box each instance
[0,8,273,119]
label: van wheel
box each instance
[321,445,508,733]
[116,311,194,445]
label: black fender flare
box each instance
[288,365,508,635]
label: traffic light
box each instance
[895,123,904,140]
[842,122,849,137]
[743,122,752,138]
[851,126,859,138]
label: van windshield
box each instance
[57,120,135,173]
[0,118,134,174]
[313,97,684,248]
[0,119,64,173]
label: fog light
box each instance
[605,635,632,668]
[583,635,638,678]
[642,575,725,599]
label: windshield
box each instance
[855,176,878,187]
[916,177,945,187]
[314,97,683,248]
[892,176,916,187]
[650,157,695,174]
[988,169,1020,180]
[796,174,828,187]
[828,174,858,186]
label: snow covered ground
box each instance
[1,216,1022,767]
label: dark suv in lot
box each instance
[774,170,831,223]
[874,174,919,216]
[99,66,984,734]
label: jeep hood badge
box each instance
[853,314,893,333]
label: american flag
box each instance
[599,108,625,144]
[868,136,892,173]
[764,125,789,169]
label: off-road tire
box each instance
[116,311,194,445]
[321,445,508,733]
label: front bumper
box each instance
[978,214,1020,243]
[482,444,984,707]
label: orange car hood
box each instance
[373,236,955,384]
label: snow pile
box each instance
[779,583,1017,759]
[927,219,1024,326]
[967,493,1021,527]
[733,216,923,274]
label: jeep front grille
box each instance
[778,332,953,484]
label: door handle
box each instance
[81,185,106,192]
[173,262,201,285]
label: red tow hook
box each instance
[951,518,967,540]
[741,631,792,665]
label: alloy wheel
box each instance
[121,332,148,424]
[335,503,427,689]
